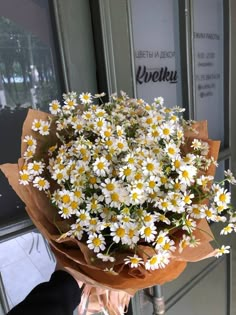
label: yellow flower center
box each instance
[132,192,138,200]
[149,181,155,188]
[184,196,191,203]
[97,162,105,170]
[104,130,111,137]
[21,173,29,180]
[146,117,153,124]
[144,227,152,237]
[117,142,124,149]
[192,207,200,215]
[34,121,41,128]
[92,238,102,247]
[89,177,97,184]
[95,119,103,127]
[52,103,59,110]
[174,160,181,169]
[144,215,152,222]
[163,128,170,135]
[205,210,212,217]
[136,182,144,189]
[74,191,82,198]
[33,164,40,171]
[128,229,135,238]
[106,183,115,191]
[134,172,142,180]
[70,201,78,209]
[62,195,70,204]
[27,139,34,146]
[124,168,132,177]
[182,170,189,178]
[146,163,154,171]
[161,177,167,184]
[116,227,125,238]
[38,179,46,187]
[157,236,164,244]
[219,194,227,202]
[130,257,139,264]
[111,192,119,202]
[42,125,49,132]
[149,256,158,265]
[163,243,170,250]
[79,213,87,220]
[90,219,97,225]
[168,147,175,155]
[68,100,74,106]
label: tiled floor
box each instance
[0,232,56,311]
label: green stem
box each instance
[106,242,116,255]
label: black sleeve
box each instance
[7,270,81,315]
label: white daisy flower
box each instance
[224,169,236,184]
[188,204,206,219]
[179,234,191,253]
[70,223,84,240]
[97,253,115,262]
[214,189,231,206]
[51,168,68,184]
[33,176,50,191]
[39,121,50,136]
[119,165,134,181]
[27,161,45,176]
[87,233,106,253]
[101,178,120,196]
[23,147,36,160]
[191,139,202,150]
[124,255,144,268]
[58,206,73,219]
[123,223,139,247]
[93,157,110,177]
[76,209,90,225]
[79,92,92,104]
[154,96,164,106]
[142,158,160,176]
[182,216,197,232]
[23,135,37,148]
[215,245,230,258]
[153,231,169,250]
[32,119,42,131]
[165,141,179,158]
[129,188,145,205]
[110,223,126,244]
[19,169,33,185]
[145,254,161,270]
[49,100,61,115]
[162,239,176,253]
[220,224,234,235]
[159,122,174,139]
[140,224,157,243]
[178,164,197,185]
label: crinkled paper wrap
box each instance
[0,110,221,314]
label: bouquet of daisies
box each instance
[1,91,235,314]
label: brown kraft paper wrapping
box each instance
[0,111,221,313]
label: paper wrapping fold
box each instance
[0,110,221,314]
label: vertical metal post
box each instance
[0,272,10,314]
[152,285,165,315]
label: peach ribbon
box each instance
[77,282,131,315]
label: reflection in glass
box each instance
[0,16,59,113]
[0,0,61,227]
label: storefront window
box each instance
[192,0,224,143]
[0,0,61,226]
[130,0,182,106]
